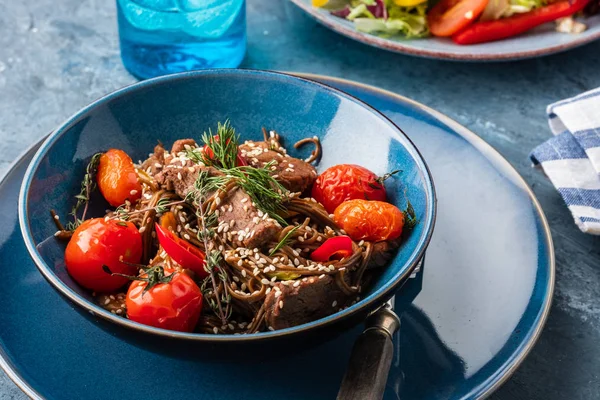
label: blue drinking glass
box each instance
[117,0,246,79]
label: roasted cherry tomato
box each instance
[155,223,207,277]
[334,199,405,242]
[310,236,353,262]
[427,0,488,37]
[97,149,142,207]
[126,268,203,332]
[312,164,390,213]
[65,218,142,292]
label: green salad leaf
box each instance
[354,3,429,38]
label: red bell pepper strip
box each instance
[310,236,354,262]
[452,0,591,45]
[155,223,207,277]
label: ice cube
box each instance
[180,0,243,38]
[118,0,182,31]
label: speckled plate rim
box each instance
[17,69,437,343]
[2,74,554,400]
[289,0,600,61]
[299,73,555,399]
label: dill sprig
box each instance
[185,147,204,164]
[185,169,230,325]
[404,200,418,231]
[66,153,102,231]
[111,199,184,221]
[201,120,239,169]
[207,162,288,225]
[269,225,301,256]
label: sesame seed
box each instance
[228,323,234,330]
[230,220,235,227]
[241,270,247,277]
[237,260,243,267]
[184,233,191,240]
[243,205,248,212]
[274,291,282,298]
[139,226,146,233]
[261,278,270,285]
[241,198,248,203]
[358,240,365,246]
[268,326,275,331]
[266,287,272,294]
[279,301,284,309]
[253,268,260,275]
[215,197,221,206]
[177,172,182,180]
[332,300,338,307]
[213,327,219,334]
[188,167,195,173]
[319,274,326,279]
[104,299,110,305]
[288,163,294,168]
[293,281,301,287]
[116,309,123,315]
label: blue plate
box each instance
[289,0,600,61]
[0,75,553,400]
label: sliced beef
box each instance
[155,161,209,199]
[264,275,349,330]
[367,238,401,269]
[171,138,198,155]
[140,144,167,176]
[238,141,317,193]
[215,187,281,249]
[156,161,281,249]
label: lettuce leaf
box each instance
[353,3,429,38]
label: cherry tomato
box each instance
[126,268,203,332]
[155,223,207,278]
[310,236,353,262]
[97,149,142,207]
[334,199,405,242]
[312,164,388,213]
[65,218,142,292]
[427,0,488,37]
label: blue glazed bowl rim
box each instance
[18,69,436,342]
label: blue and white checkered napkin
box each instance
[531,87,600,235]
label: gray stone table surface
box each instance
[1,1,600,399]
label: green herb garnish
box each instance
[66,153,102,231]
[404,200,418,231]
[201,120,239,169]
[269,225,301,256]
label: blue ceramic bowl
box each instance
[18,70,435,343]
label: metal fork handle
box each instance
[337,303,401,400]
